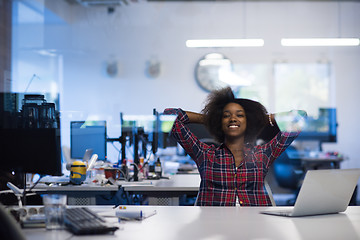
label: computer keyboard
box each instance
[64,207,119,235]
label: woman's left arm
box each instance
[262,110,307,166]
[271,110,307,133]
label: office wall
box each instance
[12,1,360,171]
[0,0,12,92]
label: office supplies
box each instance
[87,154,98,170]
[7,182,23,196]
[261,168,360,217]
[82,149,94,163]
[116,208,157,220]
[64,207,118,235]
[116,209,143,219]
[7,182,24,207]
[21,213,46,228]
[38,175,70,184]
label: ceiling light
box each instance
[186,39,264,48]
[281,38,360,47]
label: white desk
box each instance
[23,205,360,240]
[288,151,344,170]
[33,174,200,205]
[122,174,199,205]
[33,184,119,205]
[300,156,343,170]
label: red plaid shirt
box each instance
[165,108,300,206]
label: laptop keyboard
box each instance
[64,207,118,235]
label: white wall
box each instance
[13,1,360,170]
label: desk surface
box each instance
[23,205,360,240]
[34,174,200,192]
[288,151,344,162]
[121,174,200,192]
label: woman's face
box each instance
[221,102,247,140]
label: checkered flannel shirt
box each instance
[164,108,300,206]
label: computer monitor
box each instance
[70,120,107,161]
[0,92,62,188]
[121,114,155,155]
[158,114,178,148]
[120,113,177,154]
[297,108,337,143]
[0,128,62,176]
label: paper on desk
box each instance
[39,175,69,183]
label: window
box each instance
[274,63,333,116]
[232,63,333,117]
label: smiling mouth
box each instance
[228,125,239,128]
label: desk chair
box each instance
[273,146,304,205]
[0,204,26,240]
[264,180,276,206]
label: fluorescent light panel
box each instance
[186,39,264,48]
[281,38,360,46]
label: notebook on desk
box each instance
[261,168,360,217]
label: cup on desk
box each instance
[42,194,67,230]
[70,160,87,185]
[104,168,122,180]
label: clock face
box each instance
[195,53,231,92]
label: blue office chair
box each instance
[273,146,304,205]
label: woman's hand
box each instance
[273,110,308,132]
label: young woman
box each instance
[164,87,306,206]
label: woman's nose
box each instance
[229,116,236,122]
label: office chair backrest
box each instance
[264,180,276,206]
[273,146,303,190]
[0,204,26,240]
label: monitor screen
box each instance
[0,92,62,181]
[297,108,337,142]
[120,113,177,152]
[158,114,178,148]
[0,128,62,176]
[70,121,107,160]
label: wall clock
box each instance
[194,53,231,92]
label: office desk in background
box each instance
[288,151,344,170]
[122,174,199,205]
[33,184,119,205]
[300,156,343,170]
[23,205,360,240]
[34,174,200,205]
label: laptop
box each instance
[261,168,360,217]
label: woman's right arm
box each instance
[163,108,210,165]
[185,111,204,124]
